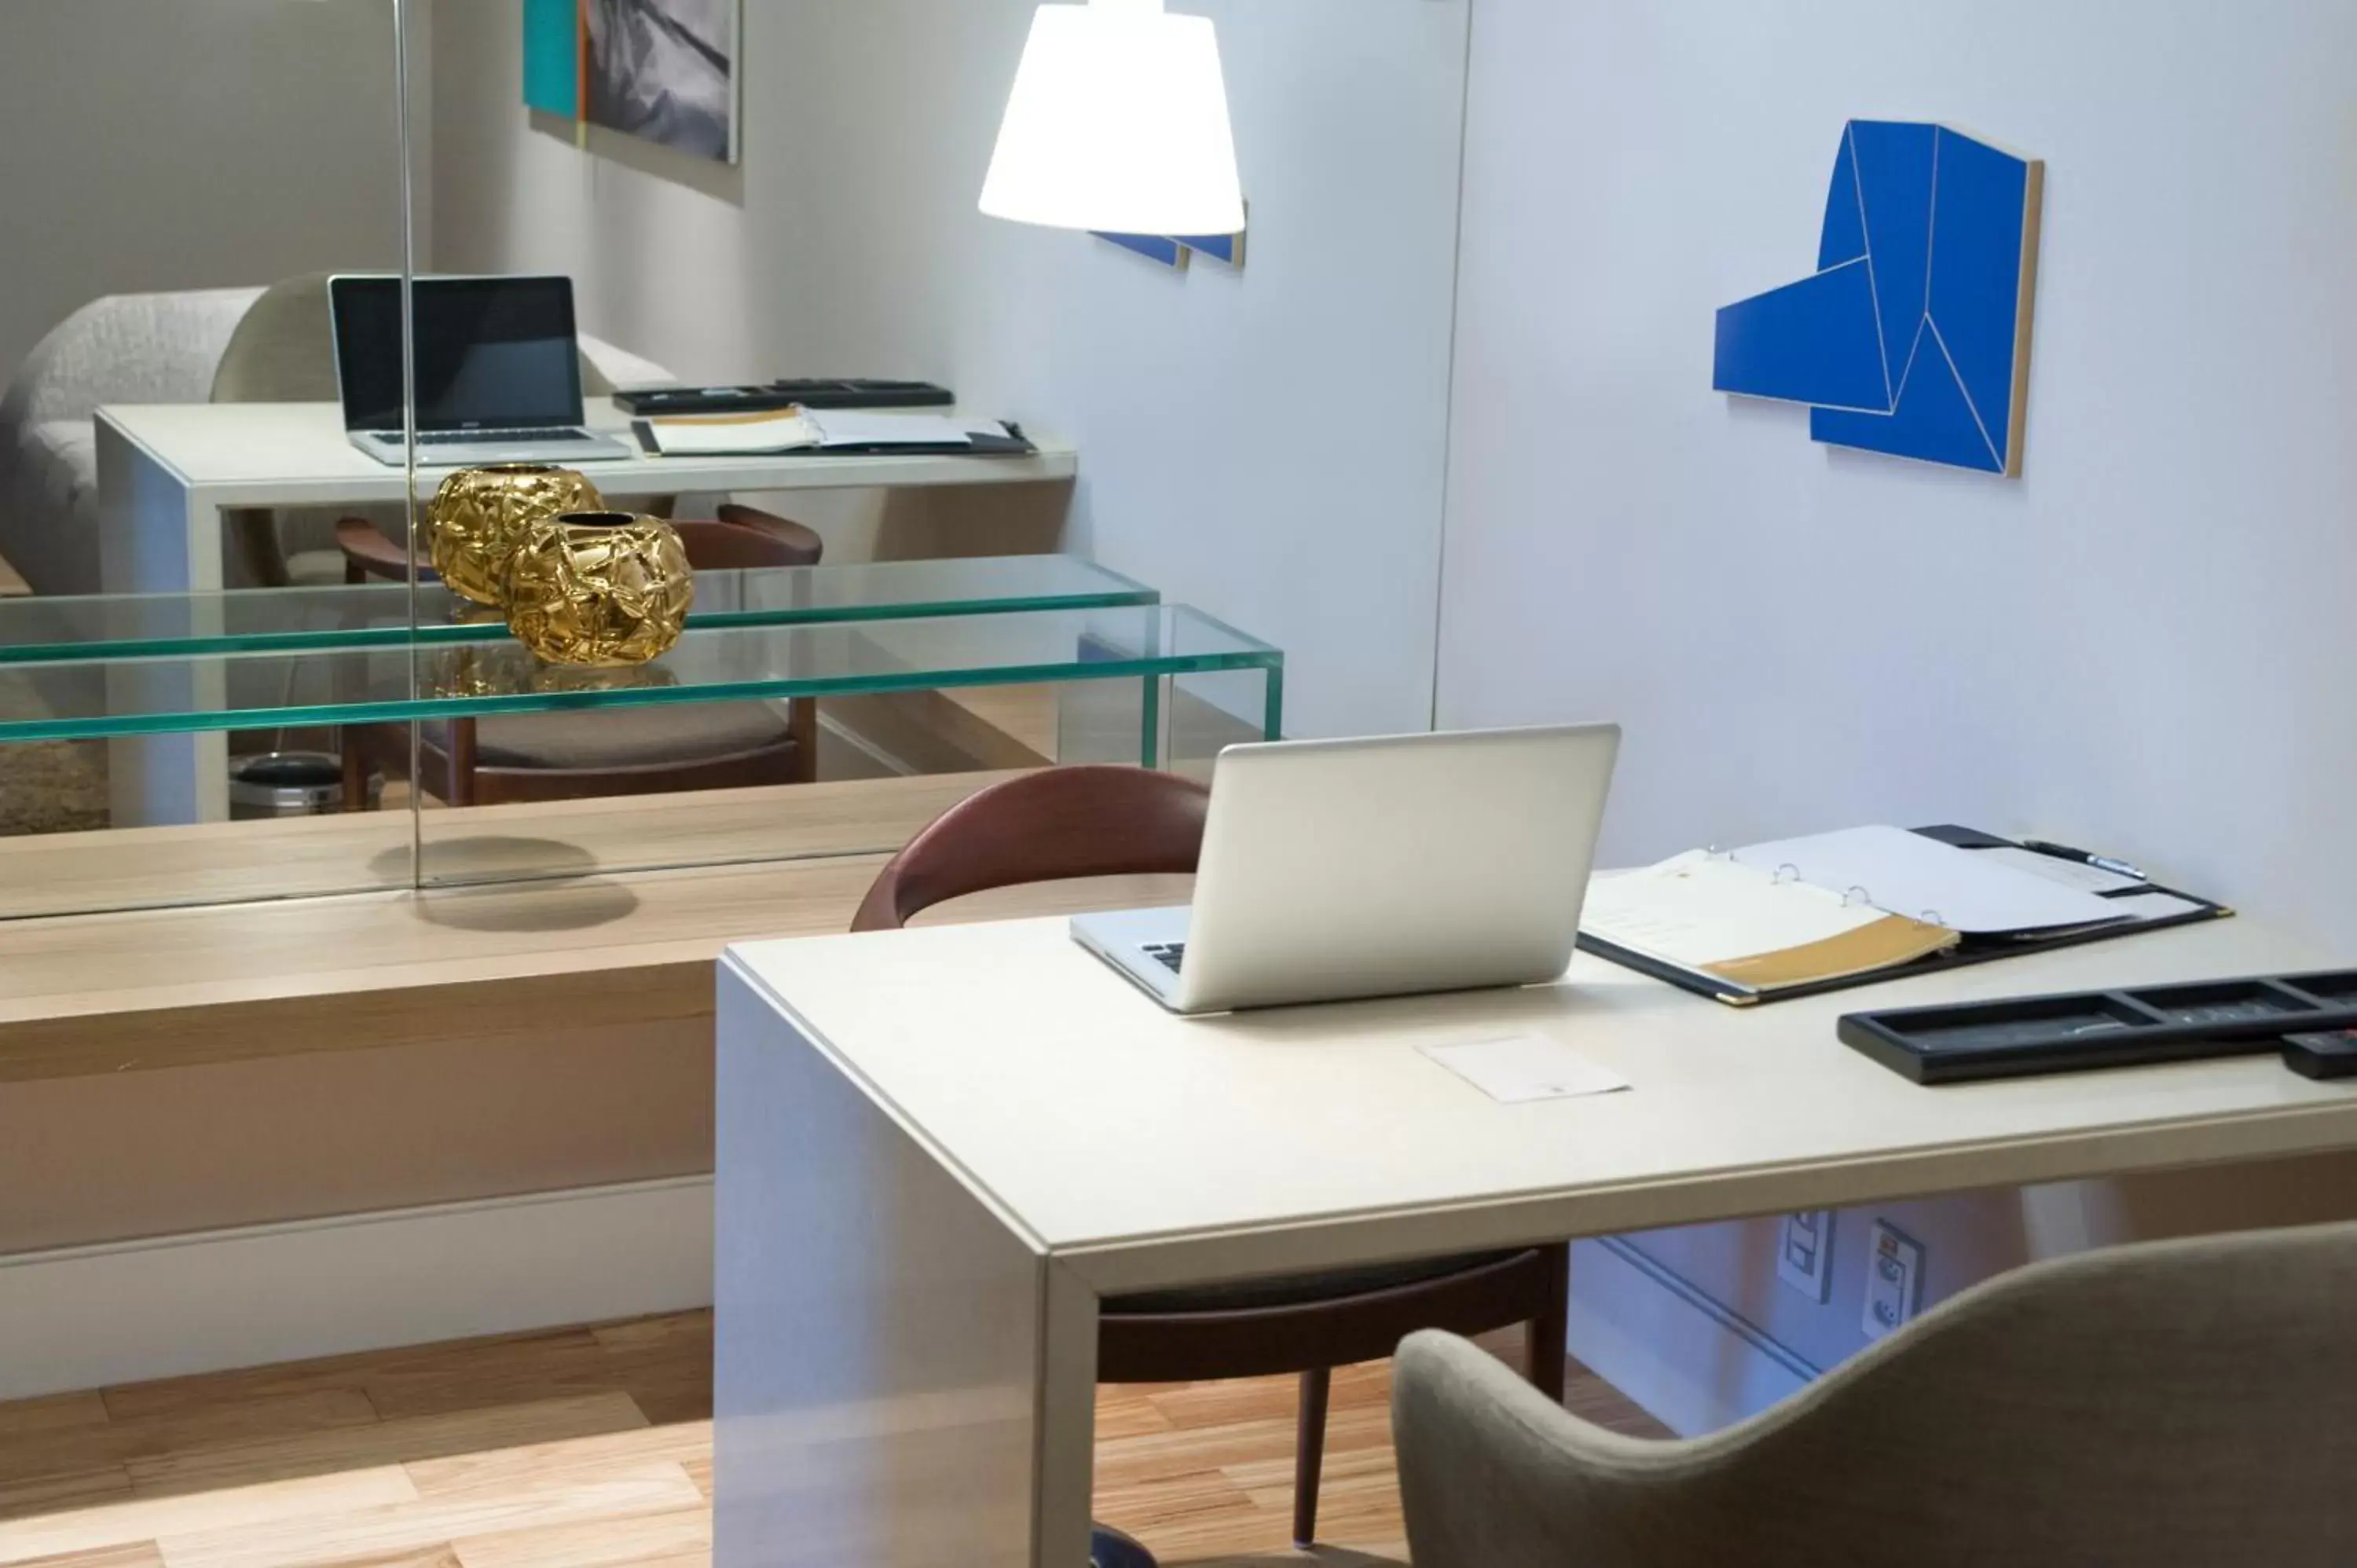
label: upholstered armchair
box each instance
[0,286,260,595]
[1392,1221,2357,1568]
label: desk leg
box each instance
[97,423,228,825]
[714,966,1096,1568]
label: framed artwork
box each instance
[1713,121,2044,476]
[526,0,742,167]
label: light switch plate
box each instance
[1776,1210,1834,1303]
[1862,1220,1926,1339]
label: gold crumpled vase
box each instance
[504,511,696,667]
[426,640,680,700]
[428,464,606,606]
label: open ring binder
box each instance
[1577,824,2230,1006]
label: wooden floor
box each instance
[0,1311,1666,1567]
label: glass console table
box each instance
[0,558,1283,921]
[0,554,1157,663]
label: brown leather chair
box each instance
[853,764,1571,1551]
[338,506,826,808]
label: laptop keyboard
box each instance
[1142,942,1186,975]
[414,427,598,445]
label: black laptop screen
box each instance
[332,276,586,433]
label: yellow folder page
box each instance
[1583,852,1960,993]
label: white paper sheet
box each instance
[1417,1035,1631,1105]
[1978,846,2149,895]
[1730,826,2128,935]
[804,411,979,448]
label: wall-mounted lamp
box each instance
[979,0,1245,238]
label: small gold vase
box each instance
[504,511,695,667]
[428,464,606,606]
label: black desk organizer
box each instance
[614,379,955,415]
[1841,969,2357,1085]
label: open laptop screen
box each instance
[331,275,586,433]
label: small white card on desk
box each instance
[1418,1035,1631,1105]
[2109,890,2207,921]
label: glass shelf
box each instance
[0,555,1157,665]
[8,604,1283,745]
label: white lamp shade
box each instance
[980,0,1245,237]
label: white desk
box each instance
[714,913,2352,1567]
[92,401,1079,823]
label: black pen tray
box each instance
[1840,969,2357,1084]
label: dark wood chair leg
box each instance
[1529,1240,1571,1403]
[1293,1366,1331,1549]
[340,732,368,812]
[789,698,819,785]
[448,719,479,808]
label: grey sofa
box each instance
[0,284,673,597]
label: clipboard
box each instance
[1577,825,2232,1007]
[629,418,1039,459]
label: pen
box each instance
[2021,839,2147,881]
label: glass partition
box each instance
[401,0,1155,909]
[0,2,1294,926]
[0,0,419,910]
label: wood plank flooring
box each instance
[0,1311,1666,1567]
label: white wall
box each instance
[1440,0,2357,950]
[0,0,421,383]
[1443,0,2357,1428]
[432,0,1470,738]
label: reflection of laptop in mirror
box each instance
[330,274,634,467]
[1071,724,1622,1015]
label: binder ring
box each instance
[1922,908,1945,926]
[1842,885,1874,908]
[1773,863,1801,885]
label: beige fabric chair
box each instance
[1393,1219,2357,1567]
[211,273,394,587]
[0,285,262,595]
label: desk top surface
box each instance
[727,913,2357,1289]
[96,401,1078,499]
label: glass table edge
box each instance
[0,572,1165,666]
[0,652,1285,745]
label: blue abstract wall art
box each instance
[1094,211,1249,274]
[1714,121,2044,476]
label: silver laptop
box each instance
[1071,724,1622,1014]
[330,274,633,467]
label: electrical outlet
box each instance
[1776,1210,1834,1302]
[1861,1220,1925,1340]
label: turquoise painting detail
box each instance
[1714,122,2044,476]
[523,0,580,119]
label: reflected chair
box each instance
[1392,1220,2357,1568]
[338,508,825,808]
[852,765,1572,1551]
